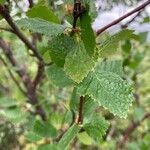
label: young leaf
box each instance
[33,120,57,138]
[80,9,96,55]
[64,42,95,83]
[78,132,93,145]
[27,4,60,24]
[16,18,65,37]
[58,124,80,149]
[96,29,135,58]
[49,34,76,67]
[77,60,133,118]
[83,114,109,142]
[46,64,75,87]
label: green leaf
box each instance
[64,42,95,83]
[69,88,80,112]
[139,32,148,43]
[0,97,16,108]
[122,40,131,54]
[97,60,123,76]
[50,112,65,129]
[83,114,109,142]
[38,144,59,150]
[0,19,9,29]
[58,124,80,149]
[134,107,145,121]
[0,0,5,4]
[0,107,27,123]
[69,90,98,117]
[49,34,76,67]
[33,120,57,138]
[77,60,133,118]
[16,18,65,37]
[80,10,96,55]
[78,132,93,145]
[96,29,135,58]
[47,64,75,87]
[88,1,97,20]
[24,132,42,142]
[27,4,60,24]
[83,96,98,118]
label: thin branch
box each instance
[28,0,34,8]
[0,55,26,95]
[96,0,150,36]
[55,95,84,142]
[0,4,43,61]
[117,112,150,149]
[72,0,86,34]
[73,0,81,29]
[77,96,84,124]
[0,38,46,120]
[121,9,143,28]
[0,4,46,93]
[0,38,32,88]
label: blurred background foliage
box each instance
[0,0,150,150]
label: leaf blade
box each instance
[80,10,96,55]
[77,60,133,118]
[58,124,80,149]
[16,18,65,37]
[64,42,95,83]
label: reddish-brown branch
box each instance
[0,39,32,87]
[117,112,150,149]
[96,0,150,36]
[0,4,46,103]
[121,10,143,28]
[77,96,84,124]
[0,39,46,120]
[0,5,43,61]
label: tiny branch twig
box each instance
[96,0,150,36]
[117,112,150,149]
[77,96,84,124]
